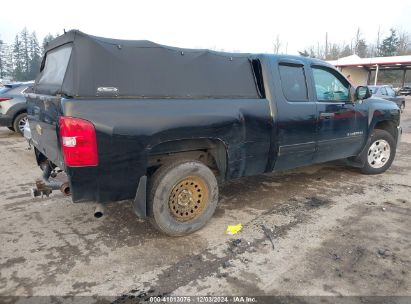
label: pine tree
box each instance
[42,33,55,54]
[340,45,352,57]
[1,44,14,79]
[13,35,24,81]
[20,27,31,80]
[4,44,14,79]
[28,32,41,80]
[378,28,400,56]
[0,39,6,78]
[0,39,12,79]
[355,39,368,58]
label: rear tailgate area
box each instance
[26,93,64,168]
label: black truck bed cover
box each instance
[36,30,259,99]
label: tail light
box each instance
[59,116,98,167]
[0,97,12,102]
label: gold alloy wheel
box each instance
[168,176,209,222]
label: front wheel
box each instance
[148,160,219,236]
[360,129,396,175]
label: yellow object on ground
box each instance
[226,224,243,235]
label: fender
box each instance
[132,138,229,218]
[148,137,229,179]
[6,102,27,122]
[347,98,400,168]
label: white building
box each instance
[328,55,411,87]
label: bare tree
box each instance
[317,41,321,58]
[353,27,361,55]
[273,35,282,54]
[325,32,328,58]
[353,28,368,58]
[397,30,410,55]
[375,25,382,56]
[309,46,316,58]
[327,43,342,60]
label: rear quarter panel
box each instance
[62,98,272,202]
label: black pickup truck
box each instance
[27,31,402,235]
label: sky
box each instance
[1,0,411,55]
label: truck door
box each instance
[273,60,318,171]
[311,65,365,163]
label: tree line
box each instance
[295,27,411,59]
[1,26,411,83]
[0,28,57,81]
[279,27,411,86]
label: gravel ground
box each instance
[0,98,410,300]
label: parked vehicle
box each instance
[27,31,402,235]
[368,85,405,112]
[0,82,34,135]
[398,86,411,96]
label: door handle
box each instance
[320,112,335,119]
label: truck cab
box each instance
[266,56,387,170]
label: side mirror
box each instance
[355,86,371,100]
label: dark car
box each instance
[398,86,411,96]
[27,31,401,236]
[0,82,34,135]
[368,85,405,112]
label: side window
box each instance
[278,63,308,101]
[38,44,72,86]
[380,87,387,96]
[386,87,396,97]
[312,66,349,101]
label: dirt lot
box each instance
[1,99,410,301]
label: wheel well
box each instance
[147,139,227,180]
[374,120,396,139]
[12,109,27,123]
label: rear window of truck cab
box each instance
[278,63,308,101]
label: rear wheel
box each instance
[360,129,396,175]
[12,112,27,136]
[148,160,218,236]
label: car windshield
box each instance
[386,87,396,97]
